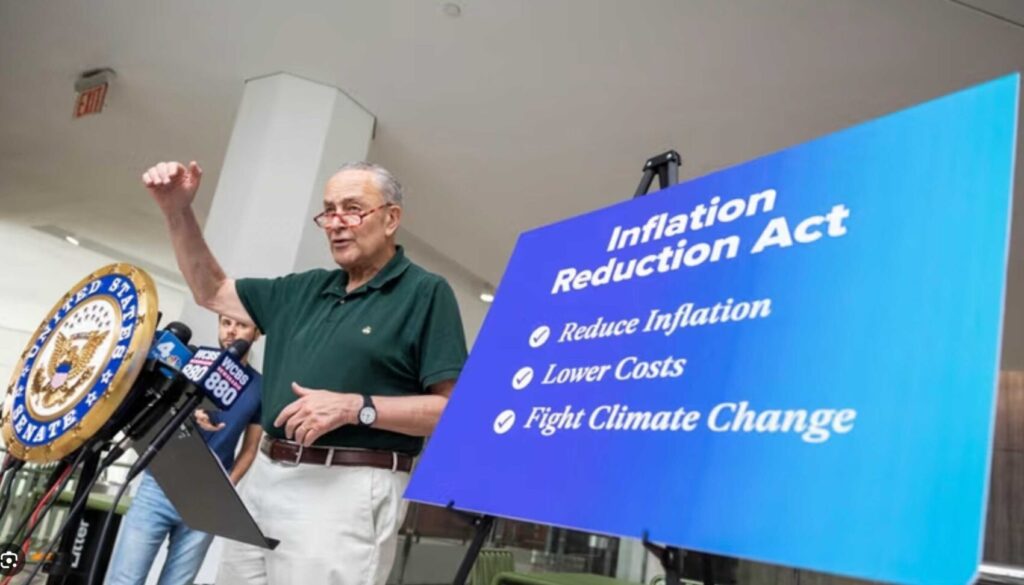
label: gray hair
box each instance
[336,161,403,205]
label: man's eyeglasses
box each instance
[313,204,391,229]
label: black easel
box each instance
[450,150,709,585]
[451,505,495,585]
[634,150,680,198]
[635,151,714,585]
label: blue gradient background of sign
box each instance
[407,75,1019,584]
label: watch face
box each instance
[359,406,376,425]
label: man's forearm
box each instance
[165,208,228,308]
[230,424,263,484]
[371,394,449,437]
[277,382,455,445]
[229,452,255,484]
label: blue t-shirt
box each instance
[198,372,262,470]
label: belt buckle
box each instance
[391,451,398,472]
[280,442,303,467]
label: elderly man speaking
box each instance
[141,160,467,585]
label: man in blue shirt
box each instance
[107,315,263,585]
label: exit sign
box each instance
[74,83,107,118]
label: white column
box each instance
[179,72,375,356]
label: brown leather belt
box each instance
[260,437,413,472]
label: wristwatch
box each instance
[358,395,377,427]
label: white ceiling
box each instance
[2,0,1024,362]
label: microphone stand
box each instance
[39,361,192,583]
[83,389,204,585]
[84,339,250,585]
[31,379,197,585]
[31,339,251,585]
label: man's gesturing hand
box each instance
[142,161,203,215]
[194,409,225,433]
[274,383,361,447]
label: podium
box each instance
[41,409,277,585]
[142,412,277,549]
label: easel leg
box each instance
[642,536,715,585]
[452,514,495,585]
[699,553,714,585]
[643,536,684,585]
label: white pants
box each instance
[215,450,410,585]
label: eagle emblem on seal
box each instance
[31,330,109,409]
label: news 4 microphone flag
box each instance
[406,74,1020,584]
[149,326,194,379]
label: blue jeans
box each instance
[106,472,213,585]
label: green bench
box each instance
[470,548,703,585]
[491,574,703,585]
[56,490,132,515]
[491,572,638,585]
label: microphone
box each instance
[127,340,254,478]
[108,322,196,442]
[165,321,192,343]
[181,339,253,410]
[148,321,194,378]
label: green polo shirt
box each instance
[235,246,467,455]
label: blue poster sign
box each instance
[406,74,1019,585]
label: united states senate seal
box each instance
[2,264,158,462]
